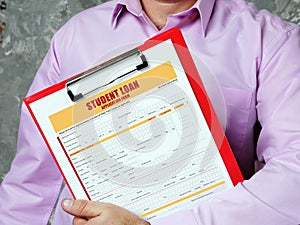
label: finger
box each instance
[62,199,103,218]
[73,216,89,225]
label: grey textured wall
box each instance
[0,0,299,201]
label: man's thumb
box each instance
[62,199,101,218]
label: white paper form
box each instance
[28,40,237,219]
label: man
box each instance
[0,0,300,224]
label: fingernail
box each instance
[63,199,73,209]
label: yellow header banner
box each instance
[49,62,177,133]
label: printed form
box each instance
[27,40,238,220]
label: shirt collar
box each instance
[111,0,142,26]
[111,0,216,36]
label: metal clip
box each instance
[66,48,148,102]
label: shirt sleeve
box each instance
[150,23,300,225]
[0,32,64,225]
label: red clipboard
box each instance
[25,28,243,218]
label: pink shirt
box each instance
[1,0,300,224]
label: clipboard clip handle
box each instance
[66,48,148,102]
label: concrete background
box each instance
[0,1,299,222]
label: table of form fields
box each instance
[57,88,228,219]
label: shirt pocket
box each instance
[222,87,253,158]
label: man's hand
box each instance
[62,199,150,225]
